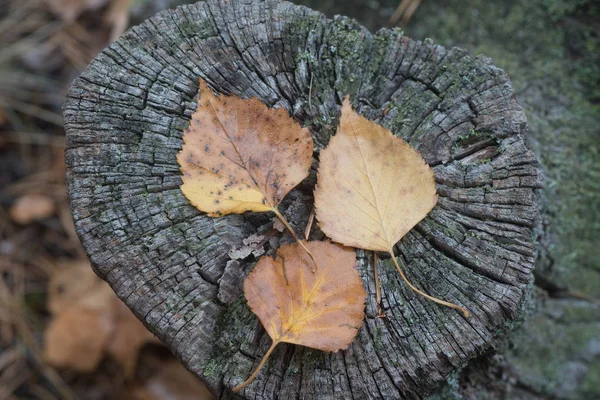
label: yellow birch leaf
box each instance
[314,97,438,251]
[233,241,366,392]
[314,96,469,317]
[177,79,313,217]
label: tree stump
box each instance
[64,0,543,398]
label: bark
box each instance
[64,0,542,398]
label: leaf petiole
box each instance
[272,208,317,272]
[373,252,386,318]
[304,208,315,240]
[233,340,280,393]
[388,248,471,318]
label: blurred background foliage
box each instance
[0,0,597,399]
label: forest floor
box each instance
[1,0,598,399]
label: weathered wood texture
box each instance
[64,0,543,398]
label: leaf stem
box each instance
[388,248,471,318]
[233,340,279,393]
[373,252,385,318]
[272,208,317,272]
[304,207,315,240]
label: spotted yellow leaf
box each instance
[177,79,313,217]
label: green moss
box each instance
[212,297,245,336]
[581,361,600,398]
[294,51,317,67]
[203,357,220,378]
[288,12,323,36]
[537,0,591,20]
[301,348,322,370]
[426,370,462,400]
[558,302,600,323]
[178,18,217,39]
[328,18,365,59]
[386,88,439,139]
[371,28,403,72]
[372,322,383,347]
[324,17,371,96]
[457,129,482,143]
[202,296,251,377]
[506,304,599,396]
[440,224,456,238]
[562,267,600,299]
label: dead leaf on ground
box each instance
[9,194,55,224]
[44,307,114,373]
[233,241,366,392]
[44,260,158,376]
[47,259,108,314]
[108,298,160,378]
[314,97,469,316]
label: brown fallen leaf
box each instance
[178,79,315,263]
[314,97,469,317]
[9,194,55,224]
[44,260,158,376]
[47,259,109,314]
[44,307,114,373]
[108,298,160,378]
[234,241,366,392]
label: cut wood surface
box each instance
[64,0,543,398]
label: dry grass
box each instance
[388,0,423,26]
